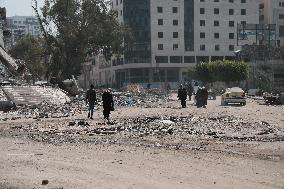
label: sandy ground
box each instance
[0,95,283,189]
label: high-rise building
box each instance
[6,16,41,48]
[82,0,260,88]
[259,0,284,47]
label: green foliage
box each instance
[190,60,249,83]
[33,0,127,79]
[9,35,47,78]
[195,63,211,82]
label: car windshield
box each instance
[226,87,243,93]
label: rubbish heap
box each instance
[4,114,283,147]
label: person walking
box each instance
[102,88,114,121]
[85,84,97,119]
[186,82,194,101]
[177,84,187,108]
[195,87,202,108]
[201,86,208,108]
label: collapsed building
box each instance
[0,7,70,110]
[235,22,284,92]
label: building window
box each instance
[241,21,246,25]
[215,45,220,51]
[170,56,182,63]
[214,0,219,2]
[155,56,168,63]
[229,45,234,51]
[260,3,264,9]
[172,7,178,13]
[214,8,219,14]
[229,9,234,15]
[241,0,246,3]
[200,20,205,26]
[200,0,205,2]
[173,20,178,25]
[214,20,219,26]
[229,33,234,39]
[260,15,264,21]
[279,14,284,19]
[158,19,163,25]
[158,44,164,50]
[173,44,178,50]
[200,44,206,51]
[279,25,284,37]
[200,8,205,14]
[173,32,178,38]
[214,33,219,39]
[229,0,234,2]
[157,7,163,13]
[200,32,205,38]
[229,21,234,27]
[197,56,209,63]
[120,0,122,4]
[116,0,118,5]
[241,9,246,15]
[158,32,163,38]
[184,56,195,63]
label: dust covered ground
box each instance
[0,94,283,189]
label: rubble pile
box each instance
[0,88,7,101]
[0,98,86,121]
[110,91,170,107]
[0,89,171,121]
[2,85,70,105]
[3,114,283,147]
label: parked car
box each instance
[263,92,283,105]
[221,87,246,106]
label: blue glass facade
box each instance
[184,0,194,51]
[123,0,151,64]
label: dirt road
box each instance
[0,137,283,189]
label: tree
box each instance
[33,0,126,79]
[190,60,249,83]
[194,63,211,83]
[9,34,47,78]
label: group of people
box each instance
[86,82,208,121]
[85,84,114,121]
[178,83,208,108]
[195,87,208,108]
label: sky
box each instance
[0,0,45,17]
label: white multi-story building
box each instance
[259,0,284,46]
[6,16,41,48]
[85,0,260,88]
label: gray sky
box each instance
[0,0,45,17]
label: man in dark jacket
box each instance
[177,84,187,108]
[85,84,97,119]
[102,88,114,121]
[186,83,194,101]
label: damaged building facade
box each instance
[0,7,8,79]
[80,0,259,88]
[259,0,284,47]
[5,16,41,50]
